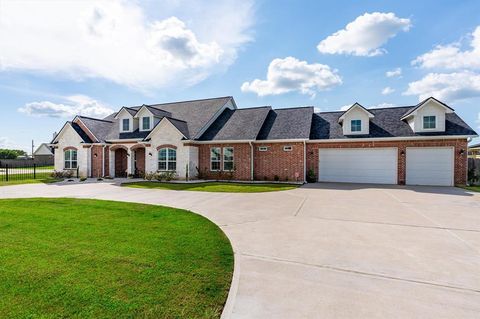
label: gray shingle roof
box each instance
[70,122,93,143]
[77,116,113,142]
[142,105,172,118]
[469,142,480,149]
[166,118,190,138]
[310,106,477,140]
[199,107,272,141]
[257,107,314,140]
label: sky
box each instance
[1,0,480,152]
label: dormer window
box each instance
[351,120,362,132]
[423,116,436,129]
[142,117,151,130]
[122,118,130,132]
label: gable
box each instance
[52,123,86,145]
[147,118,186,143]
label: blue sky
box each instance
[1,0,480,152]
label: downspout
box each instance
[249,141,254,181]
[303,140,306,183]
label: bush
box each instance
[306,168,316,183]
[196,166,207,180]
[144,172,155,181]
[80,177,87,182]
[468,167,479,185]
[274,175,280,182]
[50,170,74,179]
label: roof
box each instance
[33,143,53,156]
[137,105,172,118]
[401,97,454,119]
[199,107,272,141]
[469,143,480,149]
[339,103,374,122]
[70,122,93,143]
[310,106,477,140]
[257,107,314,140]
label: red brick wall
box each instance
[306,139,468,185]
[197,143,252,180]
[254,142,305,182]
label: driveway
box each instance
[1,182,480,318]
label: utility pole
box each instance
[31,140,34,159]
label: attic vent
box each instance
[258,146,268,152]
[283,146,293,152]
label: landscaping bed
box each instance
[0,198,233,318]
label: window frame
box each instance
[223,147,234,171]
[122,118,130,132]
[64,149,78,170]
[158,148,176,171]
[142,116,151,130]
[283,145,293,152]
[210,147,221,171]
[423,115,436,129]
[258,146,268,152]
[351,119,362,132]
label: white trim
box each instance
[339,103,374,123]
[52,122,82,144]
[306,135,475,143]
[144,117,187,140]
[106,139,143,143]
[73,117,99,142]
[193,98,236,139]
[283,146,293,151]
[121,118,131,133]
[139,116,153,132]
[210,146,221,171]
[114,107,136,120]
[401,97,454,120]
[222,146,234,171]
[258,146,268,151]
[133,105,154,118]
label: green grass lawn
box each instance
[0,172,59,187]
[462,186,480,192]
[123,181,300,193]
[0,198,233,318]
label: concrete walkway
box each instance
[1,181,480,318]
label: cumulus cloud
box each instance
[19,95,114,118]
[371,102,396,108]
[386,67,402,77]
[382,87,395,95]
[241,57,342,97]
[413,26,480,70]
[0,0,254,91]
[404,72,480,102]
[317,12,411,56]
[0,137,16,149]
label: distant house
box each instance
[33,143,54,165]
[51,96,477,186]
[469,143,480,159]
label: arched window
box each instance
[64,149,78,169]
[158,148,176,171]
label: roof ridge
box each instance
[77,115,113,123]
[273,106,314,110]
[317,105,415,114]
[164,116,187,123]
[144,96,232,108]
[236,106,272,110]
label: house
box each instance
[51,96,477,186]
[468,143,480,159]
[33,143,54,165]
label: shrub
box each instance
[196,166,207,180]
[79,177,87,182]
[306,168,316,183]
[144,172,155,181]
[165,171,177,181]
[274,175,280,182]
[468,167,479,185]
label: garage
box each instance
[318,148,397,184]
[406,147,454,186]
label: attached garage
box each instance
[318,148,398,184]
[406,147,454,186]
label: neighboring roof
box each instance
[310,106,477,140]
[401,97,454,119]
[199,107,272,141]
[257,107,314,140]
[469,143,480,149]
[34,143,53,156]
[338,103,374,122]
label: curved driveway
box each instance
[1,181,480,318]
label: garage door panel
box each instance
[319,148,397,184]
[406,148,453,186]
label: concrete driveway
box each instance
[1,181,480,318]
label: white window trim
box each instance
[158,148,176,172]
[64,149,78,170]
[121,118,131,132]
[283,145,293,152]
[351,119,362,132]
[422,115,437,130]
[258,146,268,151]
[210,147,221,171]
[140,116,152,131]
[223,147,234,171]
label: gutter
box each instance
[249,141,254,181]
[306,135,478,143]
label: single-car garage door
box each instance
[406,147,454,186]
[318,148,397,184]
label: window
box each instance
[351,119,362,132]
[142,117,150,130]
[210,147,221,171]
[158,148,176,171]
[223,147,234,171]
[122,118,130,132]
[423,116,436,129]
[283,146,292,152]
[258,146,268,151]
[64,149,77,169]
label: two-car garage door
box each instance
[318,147,454,186]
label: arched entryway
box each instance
[114,148,128,177]
[131,144,146,177]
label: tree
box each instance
[0,149,27,159]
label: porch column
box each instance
[127,148,133,176]
[109,149,115,177]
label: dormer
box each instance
[134,105,155,132]
[114,107,137,133]
[401,97,454,133]
[338,103,374,135]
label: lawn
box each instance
[122,181,300,193]
[0,198,233,318]
[462,186,480,192]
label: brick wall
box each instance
[197,143,252,180]
[306,139,468,185]
[254,142,305,182]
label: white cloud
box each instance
[404,72,480,102]
[0,0,254,91]
[317,12,411,56]
[371,102,396,108]
[382,87,395,95]
[0,137,16,149]
[339,104,353,111]
[413,26,480,70]
[386,67,402,77]
[241,57,342,97]
[19,95,114,118]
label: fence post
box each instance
[6,164,8,182]
[34,163,36,180]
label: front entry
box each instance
[134,148,145,177]
[114,148,128,177]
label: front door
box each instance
[134,148,145,177]
[114,148,128,177]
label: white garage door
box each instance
[318,148,397,184]
[406,147,454,186]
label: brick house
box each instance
[51,96,477,186]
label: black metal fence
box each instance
[468,158,480,185]
[0,163,57,183]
